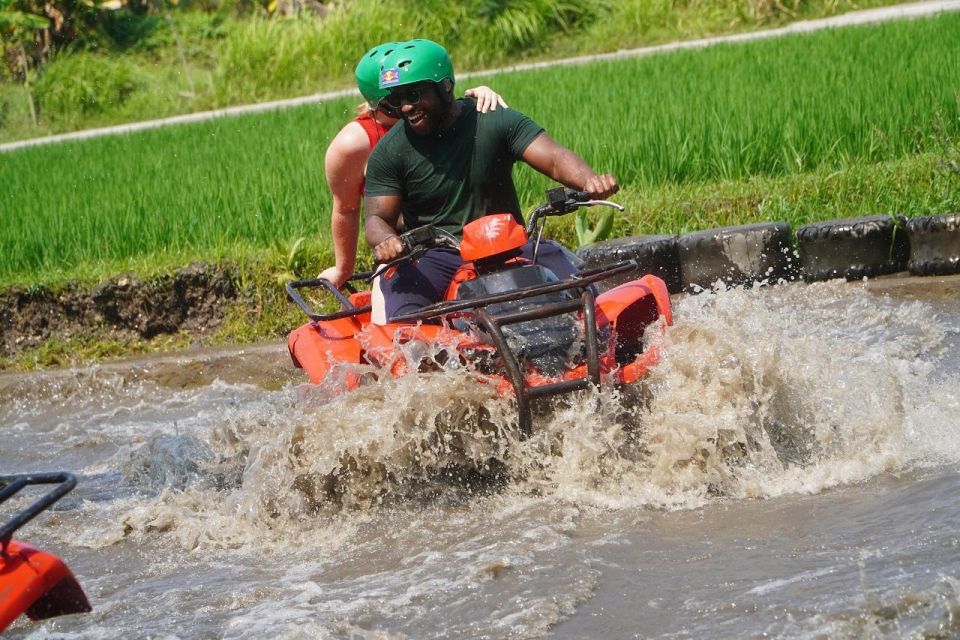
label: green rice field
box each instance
[0,0,897,142]
[2,13,959,286]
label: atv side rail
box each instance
[285,270,375,321]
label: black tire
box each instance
[676,222,796,292]
[906,213,960,276]
[796,215,908,282]
[575,234,682,293]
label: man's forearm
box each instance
[549,148,596,189]
[522,133,617,197]
[363,194,407,262]
[365,215,399,248]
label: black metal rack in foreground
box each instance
[391,264,640,435]
[0,472,77,551]
[475,289,600,435]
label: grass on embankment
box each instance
[3,13,959,289]
[3,148,956,371]
[0,0,902,142]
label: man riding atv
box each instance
[363,38,619,324]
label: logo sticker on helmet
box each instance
[380,68,401,87]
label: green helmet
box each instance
[355,42,403,108]
[378,39,455,91]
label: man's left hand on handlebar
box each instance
[582,173,619,201]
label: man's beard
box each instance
[405,99,449,136]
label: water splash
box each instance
[545,279,954,510]
[96,280,958,552]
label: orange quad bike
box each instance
[287,187,673,434]
[0,472,92,633]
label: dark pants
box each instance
[373,240,580,323]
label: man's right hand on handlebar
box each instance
[373,235,407,263]
[582,173,619,200]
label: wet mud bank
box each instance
[0,262,240,359]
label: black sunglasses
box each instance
[376,98,400,118]
[384,88,423,110]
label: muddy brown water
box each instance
[2,275,958,639]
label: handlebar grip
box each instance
[398,225,437,252]
[547,187,590,211]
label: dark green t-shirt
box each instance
[364,99,544,236]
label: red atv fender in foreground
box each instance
[287,188,673,434]
[1,473,92,633]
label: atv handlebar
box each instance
[288,187,625,320]
[375,187,625,268]
[524,187,624,236]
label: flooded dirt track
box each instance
[2,275,958,639]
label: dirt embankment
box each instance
[0,263,239,358]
